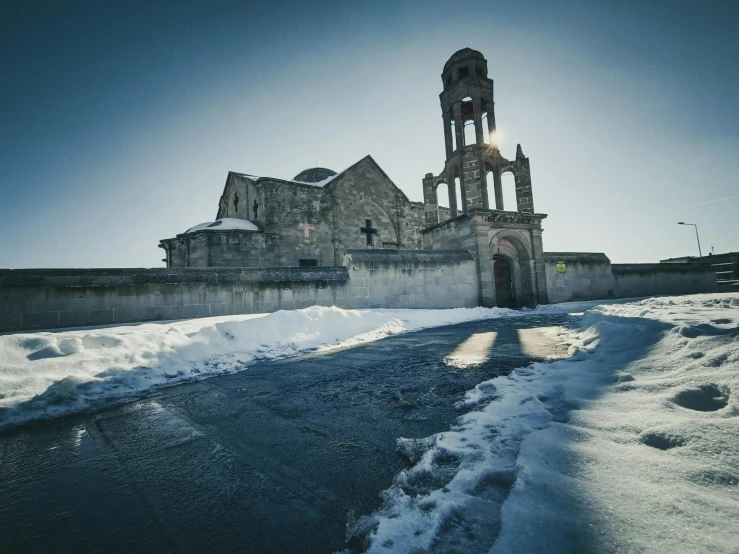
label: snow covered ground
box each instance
[353,294,739,553]
[0,304,548,431]
[3,294,736,553]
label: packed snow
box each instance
[185,218,259,233]
[292,174,337,187]
[353,294,739,553]
[2,294,737,552]
[0,305,537,431]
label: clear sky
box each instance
[1,0,737,268]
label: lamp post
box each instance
[677,222,703,258]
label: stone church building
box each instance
[0,50,714,334]
[158,48,712,310]
[160,157,428,270]
[159,48,546,308]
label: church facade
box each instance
[159,48,548,308]
[159,157,427,270]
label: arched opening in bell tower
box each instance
[454,176,463,214]
[485,165,497,210]
[436,183,450,209]
[502,171,517,212]
[464,122,476,148]
[461,96,475,147]
[481,112,490,144]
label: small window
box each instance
[457,66,469,79]
[233,193,239,212]
[475,66,483,76]
[299,259,318,267]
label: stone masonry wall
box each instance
[611,264,718,298]
[162,157,428,269]
[0,268,349,332]
[544,253,717,303]
[342,250,478,309]
[0,250,479,332]
[544,253,615,304]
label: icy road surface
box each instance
[0,312,569,553]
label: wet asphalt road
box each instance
[0,314,571,553]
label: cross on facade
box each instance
[360,219,378,246]
[298,216,315,240]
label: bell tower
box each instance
[422,48,535,225]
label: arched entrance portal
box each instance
[493,255,515,308]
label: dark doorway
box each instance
[493,255,515,308]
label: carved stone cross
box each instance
[298,217,315,240]
[360,219,378,246]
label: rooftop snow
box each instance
[185,218,259,233]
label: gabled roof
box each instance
[222,155,411,202]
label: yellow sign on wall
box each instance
[556,261,566,273]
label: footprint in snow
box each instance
[672,384,730,412]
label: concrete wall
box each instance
[544,253,717,303]
[0,250,478,332]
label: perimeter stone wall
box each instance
[0,250,478,332]
[544,253,615,303]
[342,250,478,309]
[0,267,348,332]
[544,253,717,303]
[611,264,718,299]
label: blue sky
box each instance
[1,0,737,267]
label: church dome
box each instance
[293,167,337,183]
[443,48,485,73]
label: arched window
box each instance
[436,183,450,208]
[436,182,451,221]
[464,121,476,147]
[461,97,475,147]
[502,172,517,212]
[233,192,239,213]
[480,113,490,144]
[450,119,457,151]
[453,176,463,214]
[485,169,496,210]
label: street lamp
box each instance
[677,222,703,258]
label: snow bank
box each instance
[0,305,524,431]
[292,174,337,187]
[185,218,258,233]
[356,294,739,553]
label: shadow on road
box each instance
[0,313,572,553]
